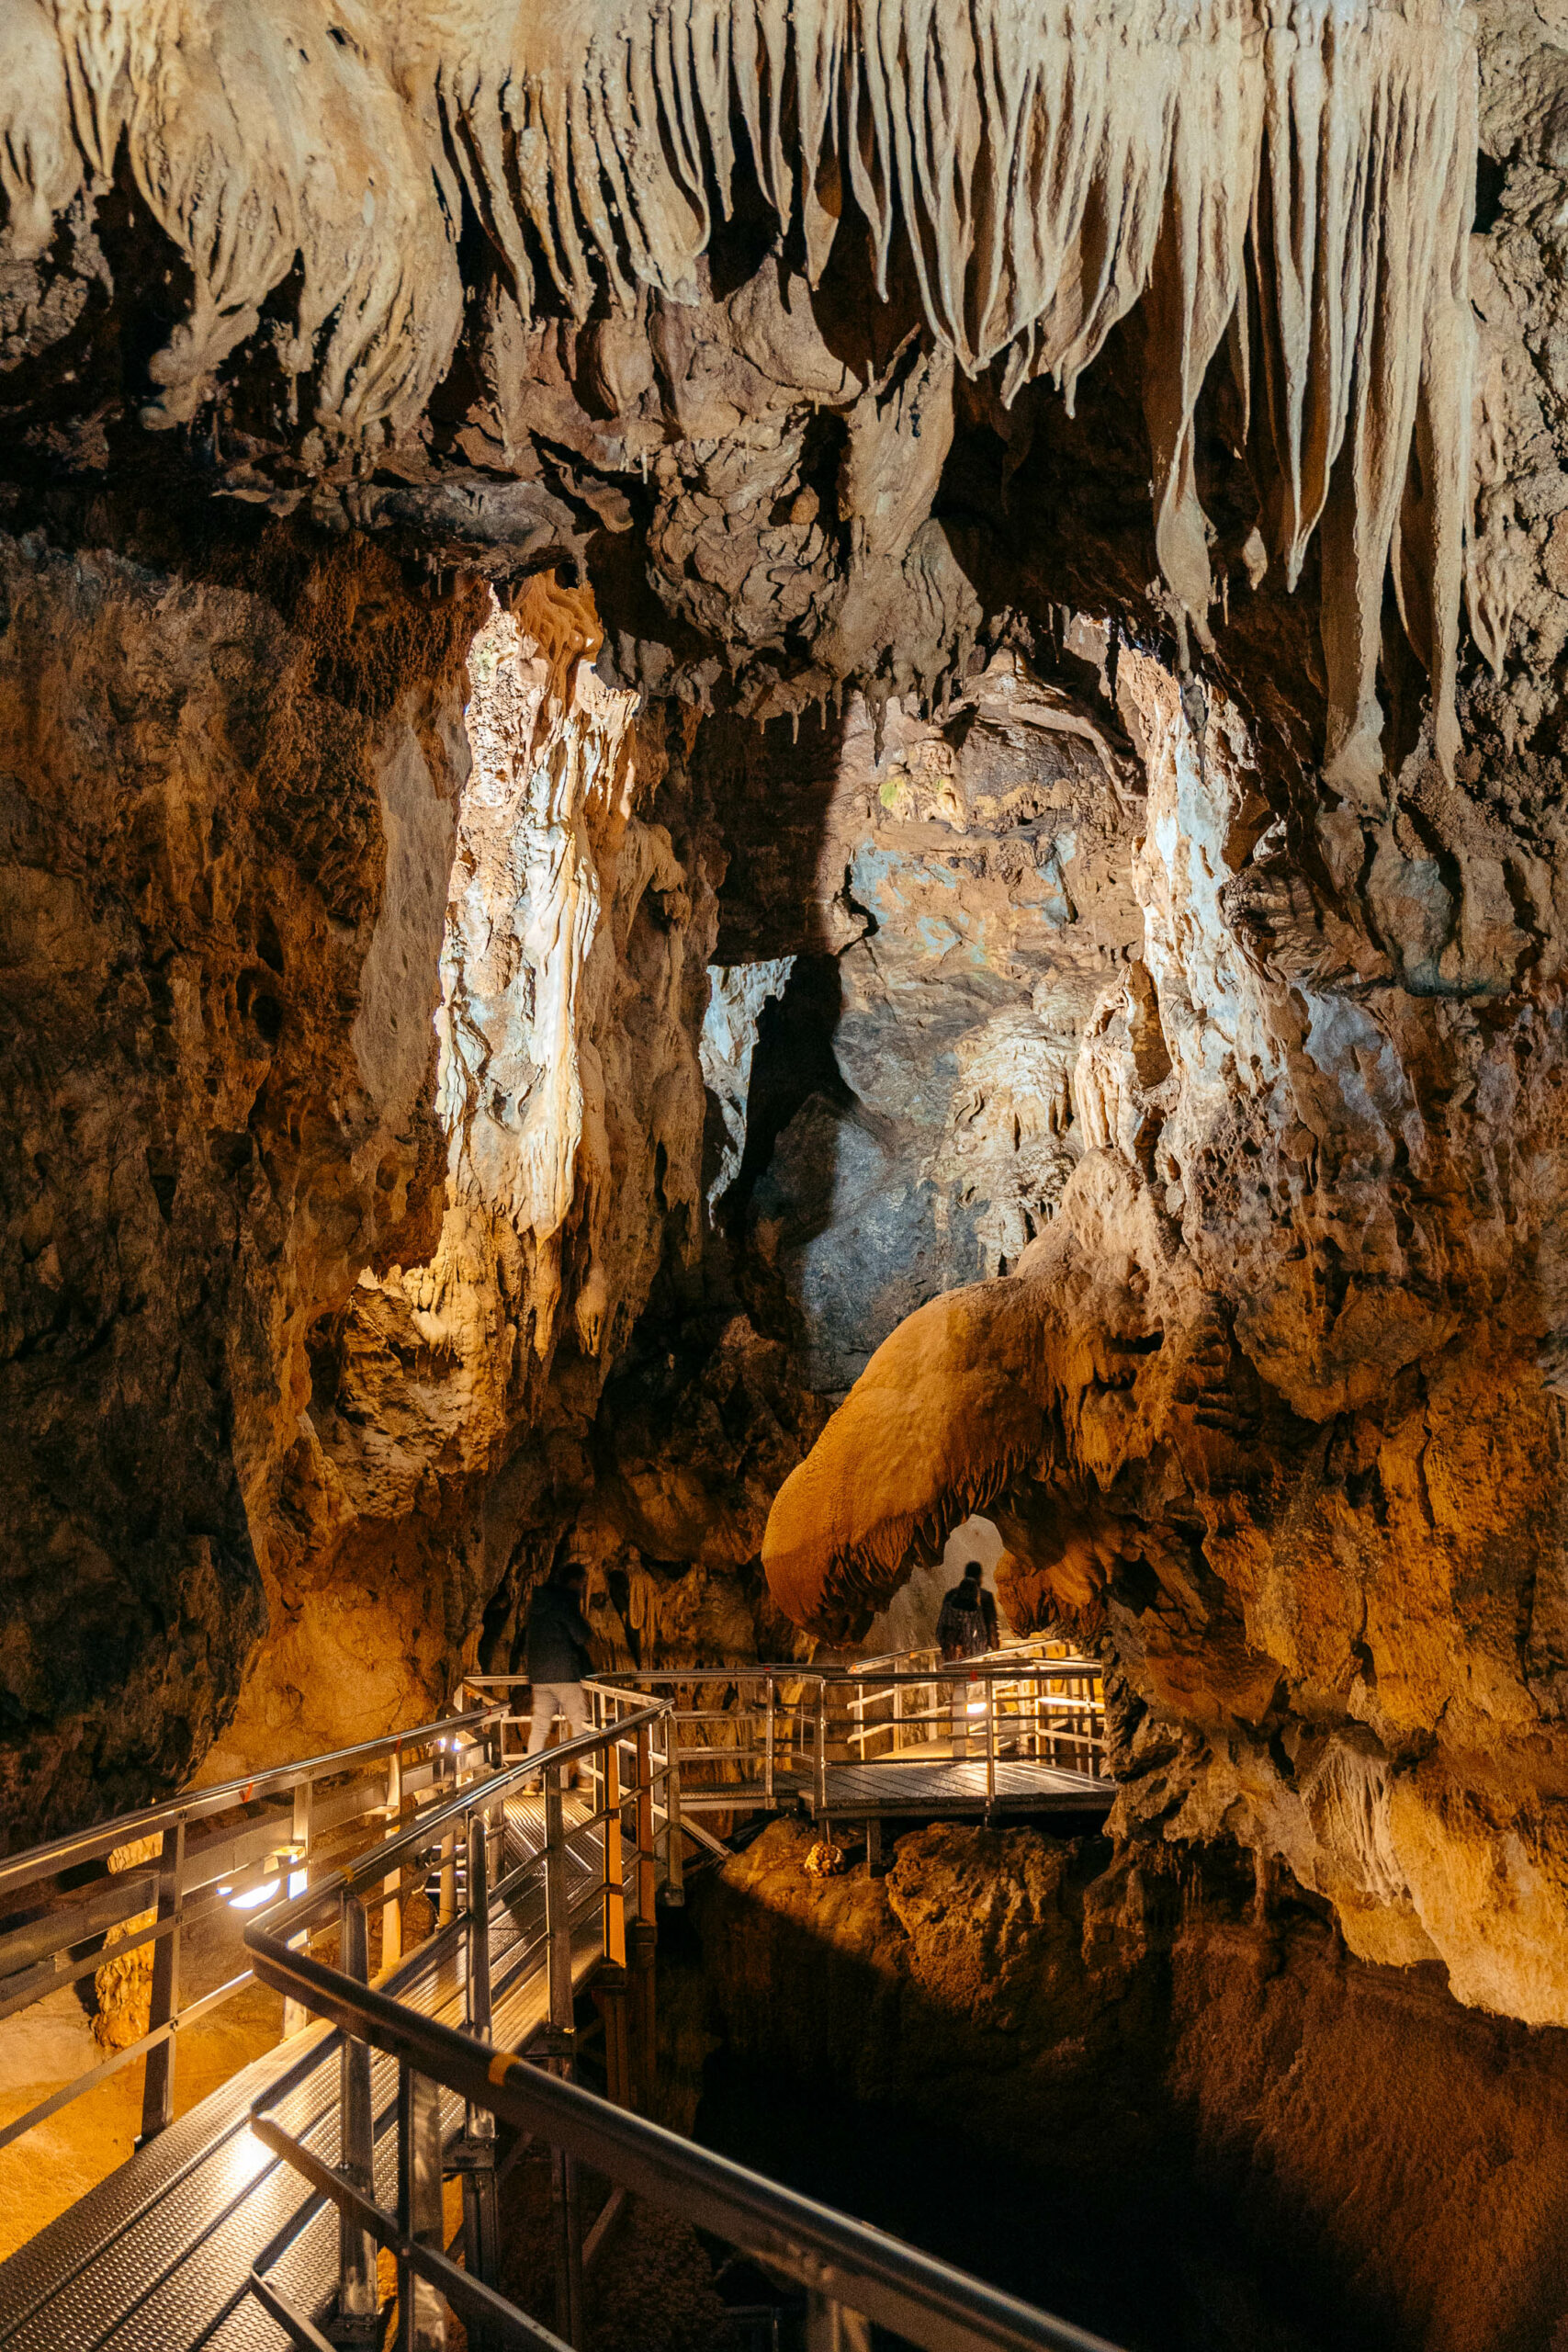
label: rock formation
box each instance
[692,1817,1568,2352]
[5,0,1479,772]
[762,613,1568,2028]
[5,0,1568,2097]
[0,519,483,1828]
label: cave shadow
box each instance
[663,1833,1428,2352]
[686,698,870,1394]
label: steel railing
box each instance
[0,1639,1100,2181]
[469,1640,1106,1821]
[0,1704,513,2158]
[242,1702,1124,2352]
[243,1698,680,2351]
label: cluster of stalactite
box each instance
[6,0,1476,778]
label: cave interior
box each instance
[5,0,1568,2346]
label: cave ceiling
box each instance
[4,0,1484,763]
[7,0,1568,2040]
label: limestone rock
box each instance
[693,1819,1568,2352]
[0,516,481,1836]
[0,0,1483,767]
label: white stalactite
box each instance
[3,0,1477,775]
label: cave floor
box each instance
[0,1914,288,2264]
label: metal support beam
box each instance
[333,1893,378,2346]
[662,1734,684,1906]
[807,2293,874,2352]
[628,1919,658,2114]
[543,1763,584,2345]
[462,1813,501,2323]
[597,1965,631,2109]
[137,1816,184,2144]
[397,2063,448,2351]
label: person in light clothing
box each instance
[524,1563,594,1787]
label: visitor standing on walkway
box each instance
[937,1560,998,1756]
[524,1562,594,1786]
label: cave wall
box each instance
[693,1819,1568,2352]
[3,0,1568,2079]
[200,572,740,1775]
[761,597,1568,2025]
[0,510,481,1833]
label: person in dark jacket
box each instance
[937,1561,998,1756]
[524,1564,594,1785]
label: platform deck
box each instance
[792,1758,1112,1819]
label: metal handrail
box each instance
[243,1713,1123,2352]
[473,1657,1104,1688]
[0,1703,501,1896]
[528,1649,1108,1815]
[252,1705,666,1953]
[0,1703,505,2162]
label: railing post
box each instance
[814,1681,828,1815]
[550,2123,585,2350]
[438,1737,457,1928]
[985,1675,997,1811]
[662,1728,684,1906]
[397,2061,447,2351]
[461,1812,501,2316]
[545,1763,575,2036]
[137,1815,184,2144]
[383,1742,403,1969]
[631,1719,658,2111]
[807,2292,873,2350]
[467,1811,494,2041]
[283,1780,312,2036]
[763,1678,776,1809]
[334,1892,378,2346]
[602,1734,626,1968]
[634,1722,657,1930]
[599,1731,631,2107]
[543,1761,585,2345]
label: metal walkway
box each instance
[792,1757,1111,1820]
[469,1638,1113,1829]
[0,1657,1124,2352]
[0,1789,614,2349]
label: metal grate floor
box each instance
[795,1758,1112,1818]
[0,1797,613,2350]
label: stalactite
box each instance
[4,0,1476,775]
